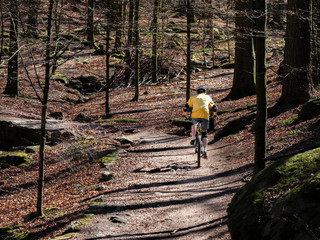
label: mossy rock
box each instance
[63,214,94,234]
[0,226,33,240]
[227,147,320,240]
[100,171,115,182]
[25,145,51,153]
[0,153,32,169]
[298,98,320,121]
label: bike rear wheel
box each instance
[196,133,201,168]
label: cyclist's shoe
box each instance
[190,139,195,145]
[202,151,208,159]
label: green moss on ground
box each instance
[228,147,320,240]
[0,153,32,169]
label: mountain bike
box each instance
[194,120,203,168]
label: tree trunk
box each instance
[4,1,19,96]
[224,0,256,101]
[151,0,160,83]
[277,0,312,106]
[132,0,140,101]
[37,0,54,217]
[186,0,193,101]
[105,0,111,116]
[87,0,94,44]
[128,0,134,46]
[27,0,39,37]
[54,0,64,36]
[254,0,267,174]
[0,0,4,63]
[272,0,285,28]
[312,0,320,88]
[114,1,123,50]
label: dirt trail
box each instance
[75,130,249,240]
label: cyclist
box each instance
[183,86,217,158]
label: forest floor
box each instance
[73,129,249,240]
[1,61,320,240]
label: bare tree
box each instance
[37,0,54,216]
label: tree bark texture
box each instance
[254,0,267,174]
[128,0,134,46]
[87,0,95,43]
[105,0,111,116]
[278,0,312,106]
[225,0,256,101]
[27,0,39,37]
[114,1,123,50]
[186,0,193,101]
[152,0,160,83]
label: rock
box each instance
[96,185,107,191]
[50,112,64,120]
[0,117,74,150]
[68,76,105,94]
[227,147,320,240]
[100,171,115,182]
[298,98,320,121]
[114,137,135,146]
[49,131,74,145]
[23,211,38,223]
[25,145,51,153]
[74,112,91,122]
[77,96,89,103]
[110,216,127,224]
[68,79,83,92]
[0,153,32,169]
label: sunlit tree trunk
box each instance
[254,0,267,174]
[132,0,140,101]
[4,1,19,96]
[152,0,160,83]
[277,0,313,106]
[37,0,54,217]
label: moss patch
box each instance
[0,153,32,169]
[227,147,320,240]
[298,98,320,121]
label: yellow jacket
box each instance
[187,93,215,120]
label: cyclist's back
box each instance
[188,93,214,120]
